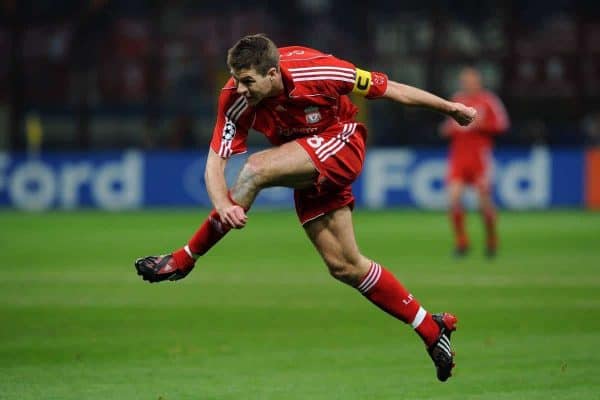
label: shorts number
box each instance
[307,136,324,148]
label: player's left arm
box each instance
[480,93,510,135]
[348,67,476,126]
[381,79,476,126]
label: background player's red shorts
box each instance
[294,122,367,224]
[447,150,492,187]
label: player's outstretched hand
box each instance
[449,102,477,126]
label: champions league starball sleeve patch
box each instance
[222,120,237,140]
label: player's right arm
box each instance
[205,149,247,229]
[439,116,456,139]
[479,92,510,135]
[205,81,251,229]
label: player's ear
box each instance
[266,67,278,80]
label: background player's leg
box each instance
[477,179,498,257]
[448,181,469,255]
[303,206,442,347]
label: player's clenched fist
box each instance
[449,102,477,126]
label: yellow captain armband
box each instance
[352,67,372,96]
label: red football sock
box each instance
[450,205,468,249]
[176,194,250,263]
[482,206,497,250]
[357,262,440,346]
[171,246,195,269]
[187,208,232,256]
[168,210,231,269]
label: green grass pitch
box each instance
[1,209,599,399]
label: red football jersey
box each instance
[210,46,388,158]
[441,90,509,161]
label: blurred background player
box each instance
[135,34,476,381]
[440,67,510,258]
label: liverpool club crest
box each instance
[304,107,321,124]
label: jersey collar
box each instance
[279,65,297,98]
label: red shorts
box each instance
[294,122,367,224]
[447,152,492,187]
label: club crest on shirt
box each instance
[222,120,236,140]
[304,107,322,124]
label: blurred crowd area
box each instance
[1,0,600,151]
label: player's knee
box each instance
[325,260,362,286]
[449,199,461,210]
[449,193,460,206]
[327,263,353,284]
[241,154,270,189]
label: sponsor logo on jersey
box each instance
[305,106,322,124]
[278,126,319,136]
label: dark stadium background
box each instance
[1,2,599,400]
[2,0,600,151]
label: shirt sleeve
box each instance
[352,68,388,99]
[310,55,388,99]
[209,83,251,158]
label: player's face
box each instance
[459,68,482,94]
[231,67,276,105]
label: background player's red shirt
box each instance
[210,46,388,158]
[442,90,509,162]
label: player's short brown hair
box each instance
[227,34,280,76]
